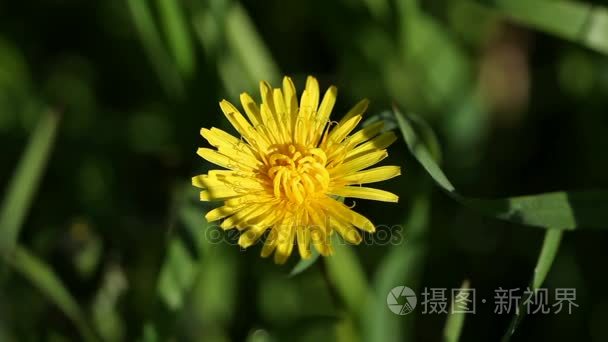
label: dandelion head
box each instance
[193,76,400,264]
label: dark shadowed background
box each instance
[1,0,608,341]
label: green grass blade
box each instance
[531,230,563,288]
[127,0,184,97]
[443,280,470,342]
[479,0,608,55]
[394,108,608,230]
[364,193,431,342]
[0,111,59,254]
[325,236,371,318]
[225,3,281,84]
[156,0,196,77]
[501,229,563,341]
[289,250,319,277]
[8,247,96,341]
[156,238,196,310]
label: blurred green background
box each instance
[1,0,608,341]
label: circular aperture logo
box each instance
[387,286,417,315]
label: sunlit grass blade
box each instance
[325,235,371,319]
[127,0,184,98]
[160,186,238,328]
[363,193,431,342]
[156,186,207,310]
[478,0,608,55]
[530,230,563,289]
[156,0,196,78]
[91,265,127,341]
[0,111,59,254]
[396,0,471,110]
[156,238,196,310]
[289,250,319,277]
[8,247,96,341]
[191,3,272,96]
[501,229,563,342]
[394,107,608,230]
[225,3,281,85]
[444,280,470,342]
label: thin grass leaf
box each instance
[0,111,59,254]
[394,108,608,230]
[156,238,196,310]
[225,3,281,85]
[325,235,371,318]
[127,0,184,98]
[8,247,96,341]
[444,280,470,342]
[191,6,256,97]
[501,229,563,341]
[478,0,608,55]
[156,0,196,77]
[364,193,431,342]
[289,250,320,277]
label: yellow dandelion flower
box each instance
[193,75,400,264]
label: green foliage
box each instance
[444,280,470,342]
[0,111,58,253]
[1,0,608,341]
[501,229,563,341]
[127,0,184,97]
[478,0,608,55]
[8,247,96,341]
[395,109,608,231]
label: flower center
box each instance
[265,144,330,204]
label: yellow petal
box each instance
[272,88,291,140]
[238,211,278,248]
[219,100,252,136]
[260,102,281,144]
[199,189,238,201]
[329,149,387,176]
[330,218,362,244]
[307,205,333,256]
[195,173,262,193]
[316,86,337,129]
[302,76,319,113]
[345,120,384,147]
[296,225,312,259]
[282,76,298,116]
[200,127,238,146]
[239,92,262,127]
[338,98,369,126]
[225,194,272,207]
[322,198,375,232]
[329,186,399,203]
[220,203,272,230]
[259,80,275,114]
[200,129,261,168]
[219,101,270,149]
[345,131,397,160]
[337,166,402,185]
[274,225,295,264]
[205,205,241,222]
[326,115,362,147]
[197,148,250,171]
[261,227,279,258]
